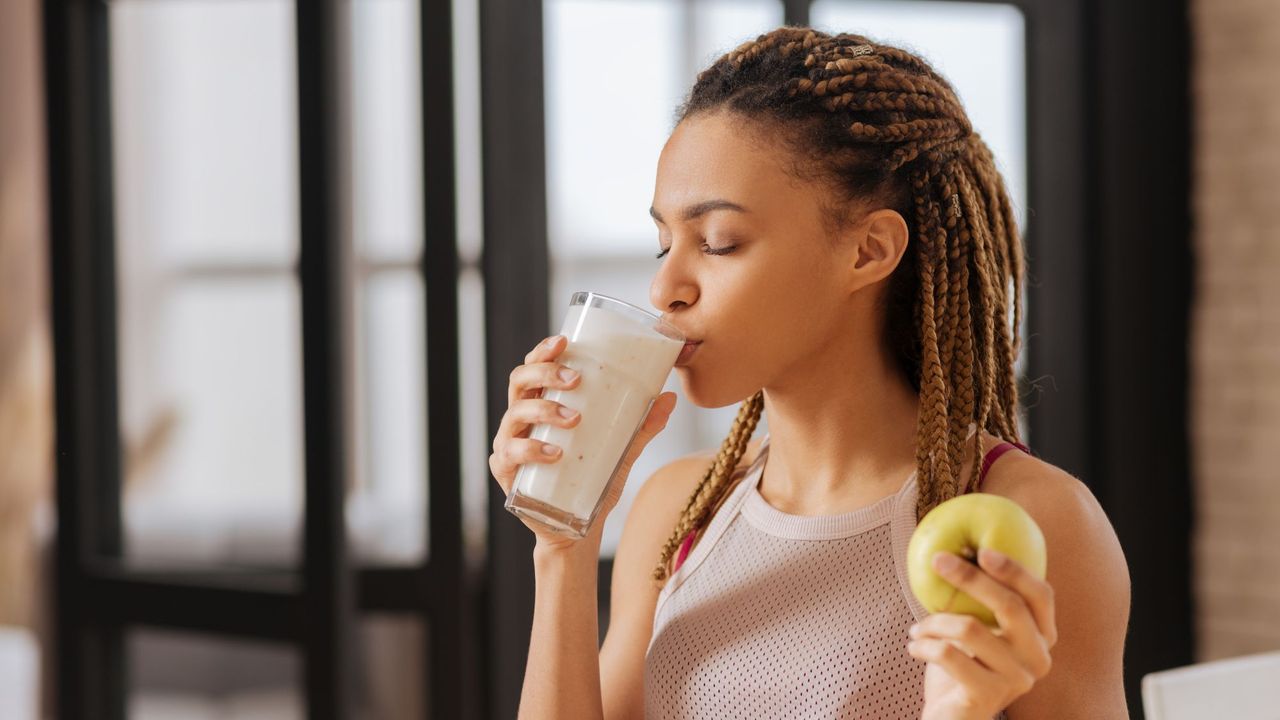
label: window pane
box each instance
[356,616,428,719]
[692,0,782,69]
[120,278,304,567]
[350,271,428,565]
[128,629,302,719]
[544,0,684,257]
[458,266,490,563]
[351,0,424,263]
[810,0,1028,233]
[111,0,298,267]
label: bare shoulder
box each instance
[981,447,1133,718]
[615,436,765,585]
[598,438,764,719]
[980,449,1123,568]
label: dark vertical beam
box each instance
[420,0,476,717]
[1021,0,1093,482]
[44,0,126,717]
[479,0,549,716]
[1086,0,1194,715]
[296,0,355,717]
[783,0,809,27]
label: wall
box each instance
[1191,0,1280,659]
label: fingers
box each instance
[910,614,1028,682]
[977,548,1058,648]
[932,552,1037,634]
[488,437,563,493]
[496,398,581,443]
[907,636,1002,693]
[933,551,1055,679]
[508,356,581,407]
[524,334,566,365]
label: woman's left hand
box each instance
[907,548,1058,720]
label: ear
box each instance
[847,208,909,291]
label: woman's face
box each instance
[649,111,901,408]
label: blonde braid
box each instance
[652,391,764,582]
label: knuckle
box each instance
[1040,581,1056,608]
[957,616,983,642]
[509,366,522,385]
[1016,670,1036,694]
[992,593,1022,618]
[939,642,964,663]
[951,560,978,582]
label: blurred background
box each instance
[0,0,1270,717]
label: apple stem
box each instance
[961,546,978,563]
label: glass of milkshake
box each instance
[505,291,685,539]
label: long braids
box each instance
[653,27,1025,582]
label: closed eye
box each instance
[655,243,737,259]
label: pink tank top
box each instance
[645,427,1025,719]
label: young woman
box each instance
[489,27,1130,720]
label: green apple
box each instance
[907,492,1047,627]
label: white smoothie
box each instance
[512,301,683,525]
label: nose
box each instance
[649,247,698,314]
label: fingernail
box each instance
[557,406,578,419]
[558,368,578,383]
[979,547,1007,569]
[933,552,961,573]
[908,624,920,638]
[541,444,560,456]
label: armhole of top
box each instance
[669,438,771,575]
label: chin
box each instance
[675,367,759,410]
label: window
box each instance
[111,0,434,569]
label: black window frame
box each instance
[45,0,476,717]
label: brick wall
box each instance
[1190,0,1280,660]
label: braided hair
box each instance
[653,27,1025,582]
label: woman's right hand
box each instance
[489,334,678,552]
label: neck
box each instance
[757,333,921,516]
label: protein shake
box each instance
[506,292,684,538]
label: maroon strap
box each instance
[979,440,1031,488]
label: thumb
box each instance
[621,392,678,464]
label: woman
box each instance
[490,27,1130,719]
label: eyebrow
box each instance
[649,199,749,224]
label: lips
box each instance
[676,340,702,366]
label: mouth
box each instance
[675,340,702,367]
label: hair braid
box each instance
[652,391,764,581]
[655,27,1027,582]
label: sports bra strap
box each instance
[979,440,1031,488]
